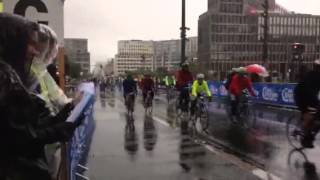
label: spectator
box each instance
[0,13,82,180]
[27,24,80,179]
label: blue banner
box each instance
[69,83,96,180]
[208,81,297,107]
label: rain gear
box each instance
[29,24,71,115]
[28,24,73,179]
[191,80,212,97]
[164,75,176,86]
[0,13,77,180]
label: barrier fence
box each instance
[67,83,96,180]
[208,81,297,108]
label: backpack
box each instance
[224,72,236,90]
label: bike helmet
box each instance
[237,67,247,75]
[197,73,205,79]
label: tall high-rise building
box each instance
[152,37,198,72]
[114,38,198,75]
[199,0,320,81]
[64,38,91,75]
[153,40,180,71]
[115,40,154,75]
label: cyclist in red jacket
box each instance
[140,74,155,103]
[175,63,194,110]
[229,67,256,119]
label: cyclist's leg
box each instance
[124,93,127,105]
[181,89,189,111]
[190,97,197,116]
[178,89,183,108]
[230,98,237,116]
[301,111,319,148]
[142,91,147,103]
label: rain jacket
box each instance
[0,61,77,180]
[28,24,71,115]
[27,24,73,179]
[191,80,212,97]
[140,77,154,92]
[294,69,320,113]
[30,61,71,114]
[164,76,176,86]
[175,70,193,90]
[123,78,137,95]
[229,74,255,97]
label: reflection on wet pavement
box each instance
[143,115,158,152]
[124,116,138,156]
[154,93,320,180]
[88,90,260,180]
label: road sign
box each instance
[2,0,64,45]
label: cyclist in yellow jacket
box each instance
[190,73,212,116]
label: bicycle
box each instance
[228,90,256,128]
[286,109,320,149]
[191,94,209,134]
[166,85,176,103]
[144,91,153,115]
[125,92,135,118]
[176,86,191,131]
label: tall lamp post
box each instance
[180,0,189,65]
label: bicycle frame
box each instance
[145,91,153,114]
[126,92,135,116]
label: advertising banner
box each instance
[68,83,96,180]
[208,81,297,107]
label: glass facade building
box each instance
[199,0,320,81]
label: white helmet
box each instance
[197,73,205,79]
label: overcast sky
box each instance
[64,0,320,65]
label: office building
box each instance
[198,0,320,80]
[115,38,198,75]
[64,38,91,75]
[115,40,154,75]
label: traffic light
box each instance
[292,43,305,61]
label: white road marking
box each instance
[153,116,170,127]
[252,169,282,180]
[153,115,283,180]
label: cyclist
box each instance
[294,59,320,148]
[224,68,238,91]
[165,75,176,88]
[165,75,176,99]
[175,63,194,110]
[229,67,256,120]
[190,74,212,116]
[140,74,155,104]
[123,74,137,109]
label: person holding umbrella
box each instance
[229,67,256,121]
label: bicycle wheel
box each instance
[286,115,303,149]
[243,104,256,128]
[194,105,209,133]
[200,105,209,131]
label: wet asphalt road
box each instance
[87,90,261,180]
[156,90,320,180]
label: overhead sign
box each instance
[2,0,64,45]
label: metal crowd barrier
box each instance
[66,83,96,180]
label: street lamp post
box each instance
[180,0,189,65]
